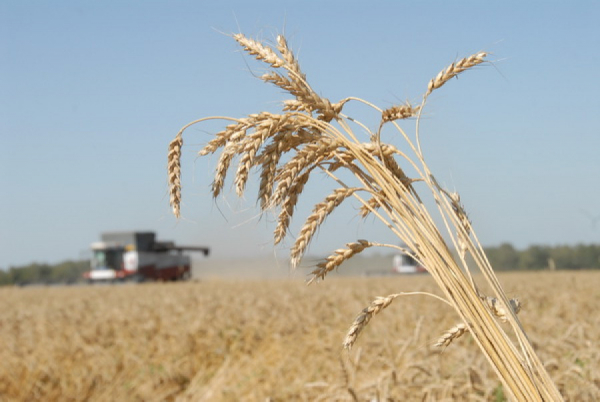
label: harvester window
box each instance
[92,249,124,271]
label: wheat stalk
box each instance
[168,33,563,401]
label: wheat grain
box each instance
[276,35,304,80]
[290,188,358,268]
[234,114,292,196]
[484,296,522,323]
[425,52,487,97]
[309,240,372,283]
[282,99,312,113]
[262,72,339,122]
[435,323,469,348]
[273,170,311,244]
[256,129,319,209]
[359,195,384,218]
[168,135,183,218]
[262,72,313,106]
[269,138,337,208]
[233,33,285,68]
[199,122,245,157]
[212,151,234,198]
[343,294,400,350]
[381,103,420,123]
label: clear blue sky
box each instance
[1,1,600,268]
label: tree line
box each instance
[0,260,89,286]
[484,243,600,270]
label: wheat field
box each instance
[0,270,598,401]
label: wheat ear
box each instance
[344,291,450,350]
[381,102,420,124]
[167,134,183,218]
[343,294,400,350]
[309,240,373,283]
[435,323,469,348]
[425,52,487,97]
[233,33,285,68]
[290,188,358,268]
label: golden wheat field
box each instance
[0,271,598,401]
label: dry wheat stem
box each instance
[429,177,544,381]
[325,146,431,258]
[321,167,413,252]
[436,297,522,348]
[335,121,558,400]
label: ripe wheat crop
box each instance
[0,272,599,400]
[168,32,562,399]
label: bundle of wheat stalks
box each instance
[168,33,562,400]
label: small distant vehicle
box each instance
[392,252,426,274]
[83,231,209,283]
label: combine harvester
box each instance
[365,251,427,276]
[83,231,209,283]
[392,251,427,274]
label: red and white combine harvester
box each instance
[83,232,209,283]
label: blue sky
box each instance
[1,1,600,268]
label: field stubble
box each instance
[0,271,598,401]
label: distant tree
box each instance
[51,260,89,283]
[518,245,550,270]
[0,270,11,285]
[485,243,519,270]
[0,260,89,286]
[569,244,599,269]
[549,245,575,270]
